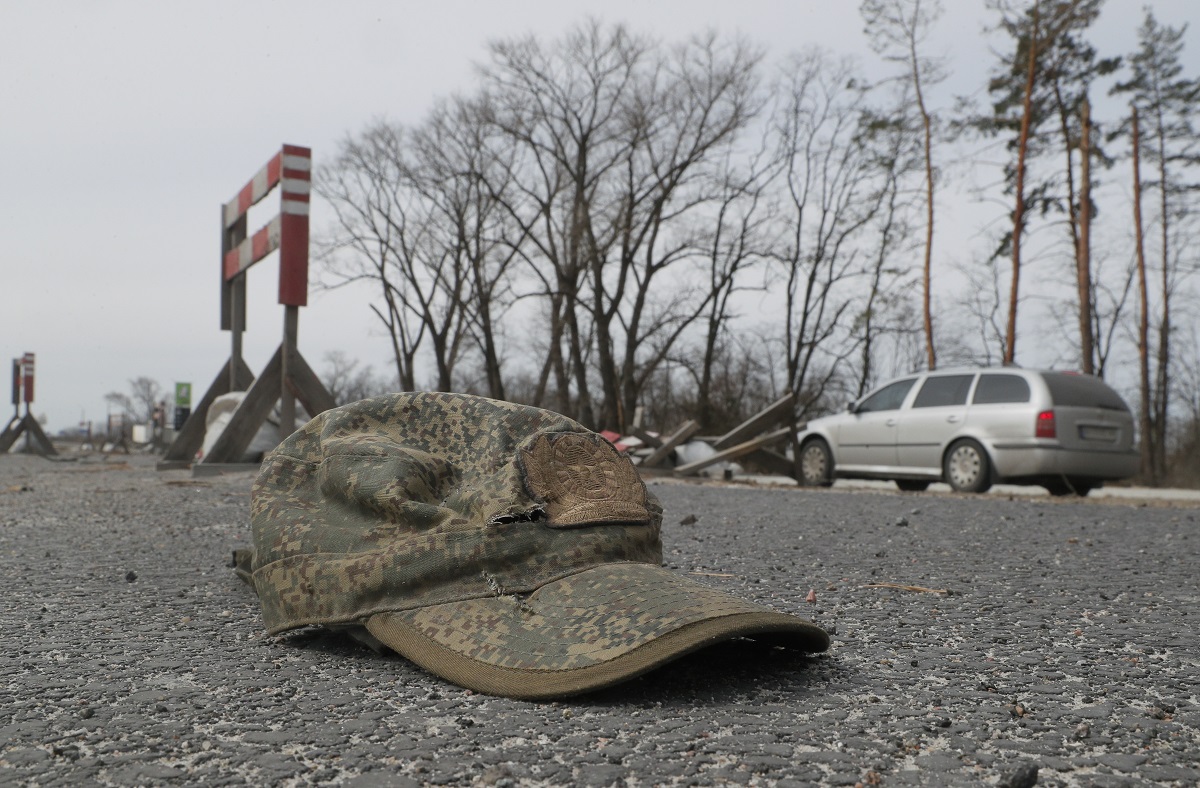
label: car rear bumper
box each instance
[989,441,1140,480]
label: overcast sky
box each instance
[2,0,1195,433]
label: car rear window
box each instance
[1042,373,1129,410]
[973,374,1031,405]
[913,374,975,408]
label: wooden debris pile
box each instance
[624,393,803,481]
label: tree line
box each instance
[313,3,1200,485]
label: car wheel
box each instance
[895,480,931,492]
[798,439,833,487]
[943,439,992,493]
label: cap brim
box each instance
[365,562,829,699]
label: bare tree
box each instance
[104,377,163,424]
[317,115,513,393]
[315,122,424,391]
[482,21,764,429]
[770,50,882,411]
[853,102,924,398]
[481,21,643,424]
[692,147,773,428]
[319,351,391,406]
[409,96,525,398]
[861,0,946,371]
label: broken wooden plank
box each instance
[285,349,337,417]
[712,392,797,450]
[740,447,798,478]
[640,419,700,468]
[629,426,664,449]
[674,426,791,477]
[0,416,22,454]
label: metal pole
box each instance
[230,277,245,390]
[280,305,298,436]
[224,212,247,391]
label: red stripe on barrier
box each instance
[223,249,241,280]
[278,213,309,306]
[251,225,270,261]
[266,153,282,189]
[283,144,311,158]
[237,181,254,215]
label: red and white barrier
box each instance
[21,353,34,404]
[221,144,311,306]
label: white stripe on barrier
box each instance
[282,154,311,171]
[281,200,310,216]
[281,178,311,194]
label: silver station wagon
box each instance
[796,368,1140,495]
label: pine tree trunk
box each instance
[915,49,936,371]
[1076,98,1095,375]
[1154,111,1171,482]
[1131,105,1154,484]
[1005,2,1040,366]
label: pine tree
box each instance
[1112,10,1200,482]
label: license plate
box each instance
[1079,425,1118,442]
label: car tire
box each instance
[943,439,992,493]
[798,439,834,487]
[895,480,931,492]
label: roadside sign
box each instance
[174,382,192,430]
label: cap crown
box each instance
[248,392,663,633]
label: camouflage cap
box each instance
[236,392,829,699]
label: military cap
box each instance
[234,392,829,699]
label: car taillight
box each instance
[1036,410,1056,439]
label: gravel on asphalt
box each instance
[1,453,1197,786]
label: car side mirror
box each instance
[845,401,857,414]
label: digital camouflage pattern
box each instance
[369,562,809,669]
[242,392,663,632]
[238,392,829,698]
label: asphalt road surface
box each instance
[1,453,1197,787]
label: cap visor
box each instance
[365,562,829,700]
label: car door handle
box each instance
[946,415,960,423]
[886,419,898,427]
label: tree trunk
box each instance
[1005,1,1040,366]
[1153,105,1171,482]
[1131,105,1154,484]
[1075,97,1095,375]
[914,47,937,371]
